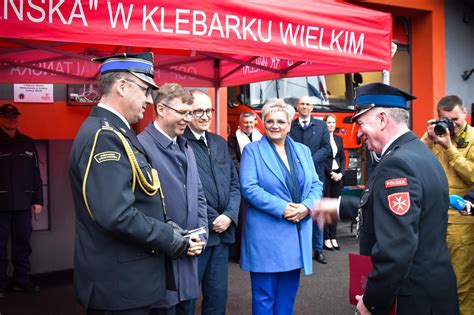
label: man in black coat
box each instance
[184,90,240,315]
[0,104,42,297]
[323,83,459,315]
[289,95,331,264]
[69,53,190,314]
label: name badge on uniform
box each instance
[385,178,408,188]
[94,151,121,163]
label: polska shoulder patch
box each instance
[385,178,408,188]
[94,151,121,163]
[387,192,411,215]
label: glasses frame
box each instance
[160,102,195,118]
[122,79,153,97]
[193,108,215,118]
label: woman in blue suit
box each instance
[240,99,323,315]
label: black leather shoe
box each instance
[9,282,40,294]
[323,241,334,251]
[314,251,327,264]
[331,239,340,250]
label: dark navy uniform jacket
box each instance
[0,129,43,211]
[69,106,176,311]
[289,117,331,183]
[341,131,459,315]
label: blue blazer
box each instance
[240,136,323,275]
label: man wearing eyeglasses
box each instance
[289,95,331,265]
[184,90,241,315]
[69,53,192,314]
[138,83,207,315]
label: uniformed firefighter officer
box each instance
[69,52,191,314]
[316,83,459,315]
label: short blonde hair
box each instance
[261,99,295,122]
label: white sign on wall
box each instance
[14,84,54,103]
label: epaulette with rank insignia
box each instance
[100,119,114,131]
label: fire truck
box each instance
[227,74,366,185]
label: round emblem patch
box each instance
[387,192,411,215]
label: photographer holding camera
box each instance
[421,95,474,315]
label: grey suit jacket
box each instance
[139,123,208,307]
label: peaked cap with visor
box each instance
[351,82,416,122]
[92,52,159,90]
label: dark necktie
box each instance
[303,120,308,129]
[199,136,207,147]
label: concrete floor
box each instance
[0,222,359,315]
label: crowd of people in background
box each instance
[1,52,472,315]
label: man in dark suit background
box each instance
[69,53,190,314]
[320,83,459,315]
[138,83,207,315]
[184,90,240,315]
[289,95,331,264]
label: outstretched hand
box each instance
[312,198,339,229]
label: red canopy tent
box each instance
[0,0,392,133]
[0,0,392,84]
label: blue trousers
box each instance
[250,269,301,315]
[0,210,32,289]
[191,243,229,315]
[312,222,323,252]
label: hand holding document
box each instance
[184,226,207,240]
[185,226,207,256]
[349,253,396,315]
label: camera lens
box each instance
[434,122,448,136]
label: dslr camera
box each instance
[432,118,455,136]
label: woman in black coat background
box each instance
[322,114,345,250]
